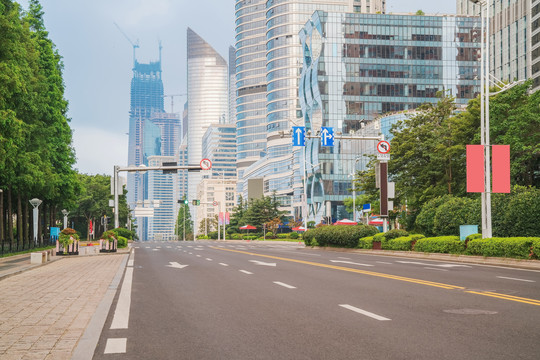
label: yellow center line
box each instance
[211,247,540,306]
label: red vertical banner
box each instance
[466,145,485,192]
[492,145,510,193]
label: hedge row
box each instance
[466,237,540,259]
[303,225,378,248]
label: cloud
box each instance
[72,126,128,176]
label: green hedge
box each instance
[117,236,128,248]
[303,225,378,248]
[358,236,375,249]
[386,236,415,251]
[413,236,465,254]
[466,237,540,259]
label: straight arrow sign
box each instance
[166,262,188,269]
[249,260,277,266]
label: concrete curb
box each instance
[309,247,540,270]
[72,249,131,360]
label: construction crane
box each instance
[162,94,187,113]
[114,22,139,66]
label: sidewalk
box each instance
[0,249,130,360]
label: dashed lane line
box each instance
[496,276,535,283]
[273,281,297,289]
[239,270,253,275]
[104,338,127,354]
[339,304,391,321]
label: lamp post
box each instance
[61,209,69,229]
[302,160,321,230]
[29,198,42,245]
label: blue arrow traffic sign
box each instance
[292,126,306,146]
[320,127,334,147]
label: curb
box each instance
[308,247,540,270]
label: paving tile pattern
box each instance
[0,255,126,360]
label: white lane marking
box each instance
[156,246,161,248]
[189,252,193,255]
[166,262,188,269]
[376,261,392,264]
[339,304,391,321]
[127,259,134,267]
[145,246,150,249]
[338,257,351,260]
[196,255,201,257]
[424,267,449,272]
[497,276,535,283]
[239,270,253,275]
[152,249,159,251]
[397,261,471,268]
[206,258,213,261]
[134,246,140,249]
[104,338,127,354]
[273,282,296,289]
[110,267,133,329]
[249,260,277,266]
[330,260,373,267]
[127,249,134,267]
[219,263,229,266]
[166,246,171,248]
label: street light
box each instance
[61,209,69,229]
[29,198,42,245]
[348,156,363,223]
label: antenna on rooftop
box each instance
[114,22,139,67]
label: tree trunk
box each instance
[7,187,13,247]
[17,193,23,249]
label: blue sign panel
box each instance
[362,204,371,211]
[292,126,306,147]
[320,127,334,146]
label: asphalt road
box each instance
[93,241,540,360]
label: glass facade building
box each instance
[186,28,229,234]
[532,0,540,90]
[299,11,481,223]
[235,0,387,215]
[202,123,238,180]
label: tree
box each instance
[199,215,218,234]
[265,217,282,236]
[242,195,287,228]
[176,199,193,240]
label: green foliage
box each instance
[277,234,288,239]
[492,186,540,237]
[413,236,465,254]
[383,229,409,240]
[358,236,375,249]
[117,236,128,248]
[465,237,537,259]
[433,196,480,236]
[386,236,416,251]
[59,228,79,249]
[197,235,210,239]
[373,233,386,241]
[208,231,219,240]
[303,225,378,248]
[100,230,116,242]
[289,232,299,239]
[111,227,135,240]
[176,198,193,240]
[415,195,452,236]
[466,233,482,241]
[243,235,258,240]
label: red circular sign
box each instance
[377,141,390,154]
[200,158,212,170]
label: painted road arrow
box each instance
[166,262,189,269]
[249,260,277,266]
[330,260,373,267]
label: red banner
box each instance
[492,145,510,193]
[466,145,484,193]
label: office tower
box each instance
[533,0,540,90]
[126,55,165,240]
[235,0,386,216]
[458,0,534,90]
[147,155,177,241]
[202,122,237,179]
[229,46,237,126]
[299,11,481,223]
[186,28,229,233]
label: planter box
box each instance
[56,240,79,255]
[99,239,117,253]
[372,241,382,250]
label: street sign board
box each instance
[200,158,212,170]
[320,127,334,147]
[377,153,390,162]
[377,140,390,154]
[213,201,218,206]
[292,126,306,146]
[362,204,371,212]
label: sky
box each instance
[18,0,457,176]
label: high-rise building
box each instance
[186,28,229,233]
[458,0,535,90]
[235,0,386,216]
[531,0,540,90]
[202,122,237,179]
[147,155,177,241]
[299,11,481,223]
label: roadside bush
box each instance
[373,233,386,241]
[415,195,452,236]
[197,235,210,240]
[413,236,465,254]
[358,236,374,249]
[303,225,378,248]
[289,232,299,239]
[433,197,480,236]
[384,229,409,240]
[386,236,415,251]
[492,186,540,237]
[243,235,257,240]
[117,236,128,248]
[532,238,540,259]
[466,233,482,241]
[410,234,425,241]
[208,231,219,240]
[112,228,135,240]
[465,237,538,259]
[277,234,289,239]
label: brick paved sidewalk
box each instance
[0,254,128,360]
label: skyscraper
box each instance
[299,11,481,223]
[235,0,386,216]
[533,0,540,90]
[186,28,229,233]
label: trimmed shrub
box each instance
[197,235,210,240]
[415,195,452,236]
[410,234,425,241]
[373,233,385,241]
[303,225,378,248]
[289,232,299,239]
[413,236,465,254]
[277,234,289,239]
[358,236,374,249]
[112,228,135,240]
[433,197,481,236]
[386,236,415,251]
[466,237,538,259]
[117,236,128,248]
[208,231,219,240]
[532,238,540,259]
[466,233,482,241]
[384,229,409,240]
[243,235,258,240]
